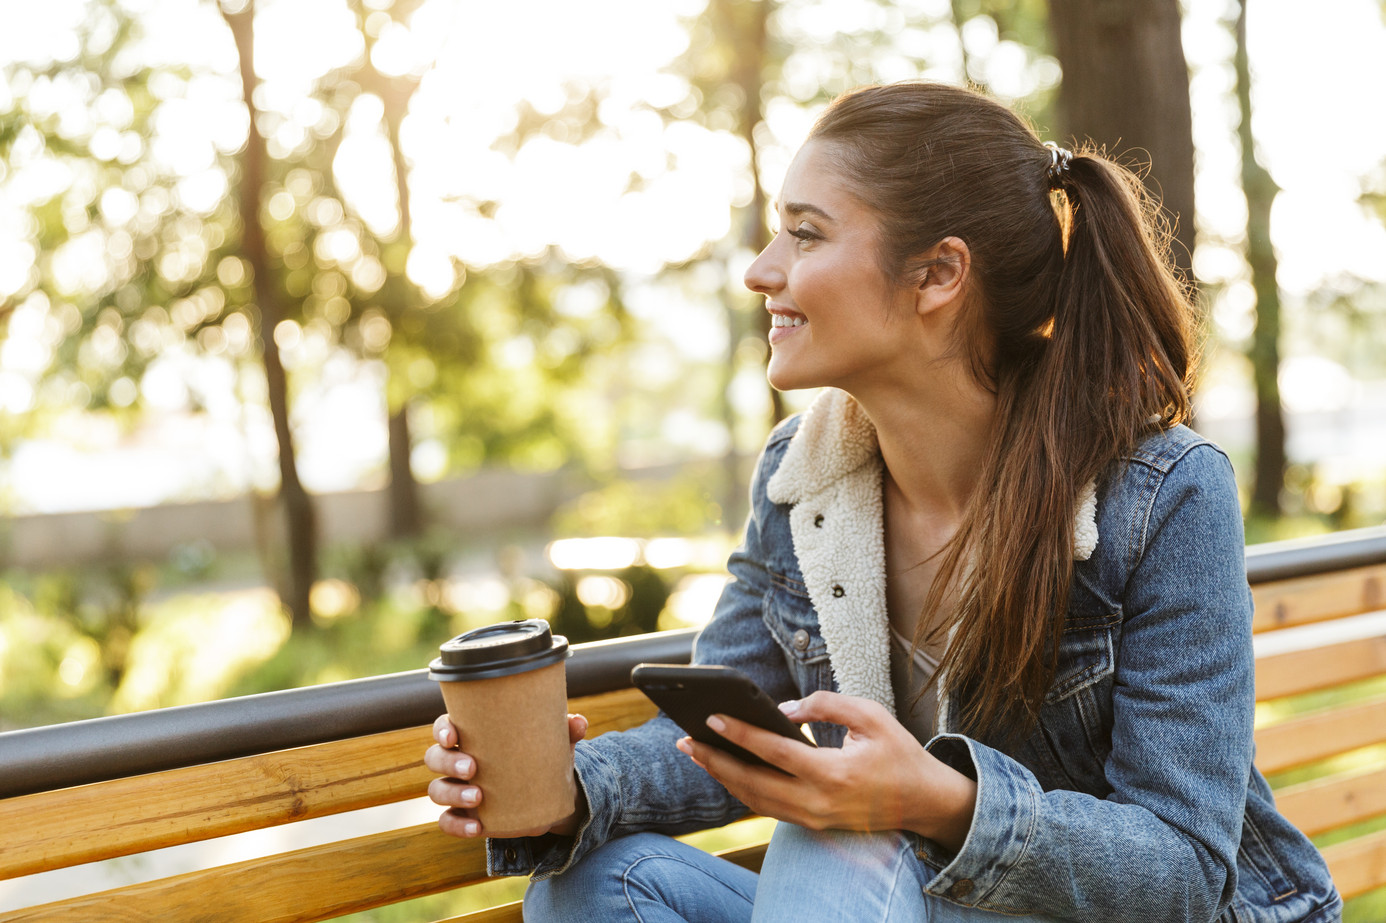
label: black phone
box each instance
[630,663,815,769]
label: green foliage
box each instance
[1345,886,1386,923]
[553,475,727,538]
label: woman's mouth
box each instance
[768,312,807,344]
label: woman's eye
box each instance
[788,226,821,243]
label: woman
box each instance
[424,83,1341,922]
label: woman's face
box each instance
[744,139,920,394]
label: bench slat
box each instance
[440,904,522,923]
[0,823,486,923]
[1253,696,1386,775]
[1323,827,1386,901]
[0,688,657,881]
[0,725,432,882]
[1251,564,1386,633]
[1275,767,1386,837]
[1255,634,1386,701]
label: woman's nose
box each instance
[743,240,784,295]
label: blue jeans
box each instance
[522,824,1059,922]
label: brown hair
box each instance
[808,83,1197,740]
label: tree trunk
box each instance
[1046,0,1197,285]
[1235,0,1286,516]
[387,400,422,537]
[720,0,779,530]
[380,77,424,539]
[734,0,783,427]
[223,1,318,626]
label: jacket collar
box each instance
[767,388,1098,561]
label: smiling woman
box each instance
[423,82,1343,923]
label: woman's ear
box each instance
[915,236,971,317]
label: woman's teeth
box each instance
[771,315,807,328]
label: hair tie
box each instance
[1044,141,1073,188]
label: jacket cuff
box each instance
[485,741,617,879]
[919,733,1043,910]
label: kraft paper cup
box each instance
[429,619,574,836]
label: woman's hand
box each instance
[425,712,590,839]
[676,691,977,852]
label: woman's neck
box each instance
[849,365,997,524]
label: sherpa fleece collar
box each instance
[765,388,1099,714]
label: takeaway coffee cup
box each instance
[429,619,575,836]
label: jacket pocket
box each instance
[761,573,829,663]
[761,577,836,739]
[1046,572,1120,704]
[1046,620,1117,703]
[1237,809,1299,903]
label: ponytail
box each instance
[810,85,1198,741]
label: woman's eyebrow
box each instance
[774,200,835,222]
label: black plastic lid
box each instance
[428,619,570,682]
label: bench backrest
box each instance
[1,527,1383,921]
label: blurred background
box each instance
[2,0,1385,918]
[0,0,1383,732]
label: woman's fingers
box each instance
[437,807,482,838]
[679,734,816,824]
[429,776,482,809]
[424,743,475,778]
[432,714,457,748]
[705,713,818,776]
[780,691,886,733]
[567,713,589,746]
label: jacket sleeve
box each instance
[488,429,799,880]
[915,443,1254,923]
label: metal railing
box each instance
[1,525,1382,800]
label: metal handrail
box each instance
[1,524,1382,800]
[1244,524,1386,583]
[0,628,697,799]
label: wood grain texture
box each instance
[0,688,657,879]
[0,725,435,880]
[1276,767,1386,837]
[0,824,486,923]
[437,902,522,923]
[1255,634,1386,701]
[1323,828,1386,900]
[1252,565,1386,633]
[1254,697,1386,774]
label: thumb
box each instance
[779,691,886,731]
[568,713,589,747]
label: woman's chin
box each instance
[766,362,818,394]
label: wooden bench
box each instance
[1,526,1384,921]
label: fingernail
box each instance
[464,820,479,836]
[675,737,692,755]
[461,788,479,806]
[455,757,473,777]
[706,715,725,733]
[778,699,800,715]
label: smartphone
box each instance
[630,663,814,769]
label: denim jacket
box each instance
[491,389,1341,923]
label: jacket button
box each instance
[832,584,845,598]
[503,847,518,864]
[948,879,974,899]
[792,629,810,651]
[813,513,824,527]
